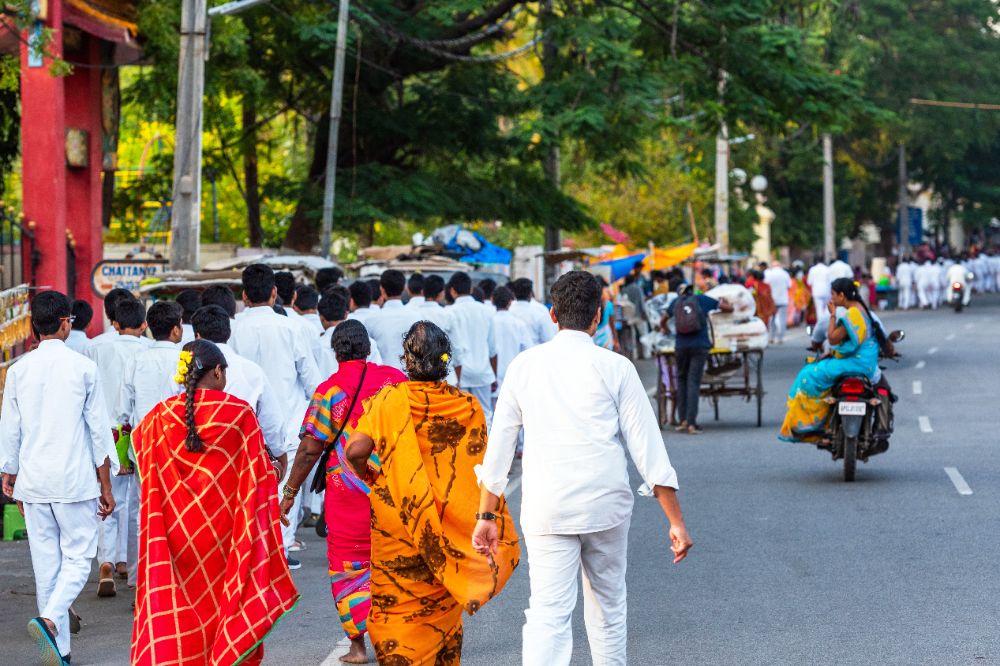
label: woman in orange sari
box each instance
[131,340,299,665]
[345,321,520,665]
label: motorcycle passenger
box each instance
[945,259,972,307]
[780,278,888,443]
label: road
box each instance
[3,297,999,665]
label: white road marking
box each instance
[965,323,974,330]
[928,347,939,355]
[912,380,922,395]
[945,333,956,341]
[944,467,973,496]
[916,361,926,370]
[918,416,933,433]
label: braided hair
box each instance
[178,340,227,453]
[830,278,890,354]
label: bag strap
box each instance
[310,362,369,493]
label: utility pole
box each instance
[822,133,835,262]
[170,0,207,271]
[714,72,729,255]
[898,142,909,256]
[319,0,351,259]
[170,0,270,270]
[540,0,560,299]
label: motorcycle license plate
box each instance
[838,401,866,416]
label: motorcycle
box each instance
[804,329,904,481]
[949,281,966,312]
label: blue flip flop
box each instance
[27,617,66,666]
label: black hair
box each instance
[471,286,485,303]
[71,300,93,331]
[33,290,71,336]
[478,278,497,298]
[295,285,320,311]
[147,301,183,341]
[510,278,533,301]
[492,285,514,310]
[242,264,275,304]
[175,289,201,323]
[201,285,237,318]
[624,274,636,286]
[448,272,472,296]
[115,299,146,330]
[316,266,343,292]
[407,273,425,295]
[331,319,371,363]
[402,320,451,382]
[381,269,406,298]
[348,280,372,308]
[830,277,891,353]
[179,339,228,453]
[318,291,348,323]
[423,274,445,300]
[103,288,134,323]
[328,285,350,303]
[550,271,602,331]
[274,271,297,303]
[669,278,684,294]
[191,304,231,344]
[365,279,382,303]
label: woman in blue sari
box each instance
[780,278,885,443]
[593,277,619,350]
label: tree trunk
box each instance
[242,95,263,247]
[283,113,329,251]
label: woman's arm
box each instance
[344,431,376,479]
[278,435,324,525]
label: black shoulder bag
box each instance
[310,362,368,493]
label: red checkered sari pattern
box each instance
[131,390,299,665]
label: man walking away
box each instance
[667,285,731,434]
[316,290,382,376]
[895,257,915,310]
[509,278,555,346]
[411,275,459,385]
[1,291,118,666]
[447,272,497,424]
[294,285,324,335]
[66,300,94,355]
[347,280,378,325]
[87,298,148,596]
[491,286,532,392]
[175,289,201,345]
[474,271,692,666]
[200,284,239,342]
[92,288,139,346]
[405,273,425,307]
[365,270,422,372]
[764,260,792,344]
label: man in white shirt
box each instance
[478,278,498,315]
[1,291,118,665]
[276,272,324,368]
[191,305,288,469]
[473,271,692,666]
[176,289,201,345]
[316,290,382,378]
[763,260,792,344]
[806,260,830,322]
[116,301,183,434]
[916,259,941,309]
[91,288,144,346]
[510,278,556,346]
[86,298,148,595]
[294,285,325,335]
[405,273,425,308]
[895,257,916,310]
[447,272,497,424]
[365,270,422,372]
[229,264,322,568]
[346,280,379,325]
[200,284,240,342]
[946,259,972,307]
[491,285,532,391]
[66,299,94,355]
[828,258,854,282]
[410,275,459,385]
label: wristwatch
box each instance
[476,512,498,521]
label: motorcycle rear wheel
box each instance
[843,435,857,482]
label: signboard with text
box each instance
[90,259,169,297]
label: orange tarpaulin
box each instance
[591,242,697,271]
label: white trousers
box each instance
[898,284,913,310]
[280,464,302,556]
[522,519,630,666]
[24,500,99,656]
[464,384,494,428]
[98,474,137,577]
[917,282,938,309]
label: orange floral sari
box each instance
[356,382,520,665]
[131,390,299,665]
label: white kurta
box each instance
[65,329,92,355]
[116,340,182,428]
[86,333,148,426]
[317,324,382,378]
[217,342,287,456]
[492,310,532,390]
[447,295,497,389]
[410,299,459,384]
[510,299,555,346]
[365,299,423,372]
[346,305,379,326]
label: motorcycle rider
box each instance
[945,257,972,307]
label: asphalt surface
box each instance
[2,296,999,665]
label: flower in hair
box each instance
[174,350,194,384]
[441,352,450,363]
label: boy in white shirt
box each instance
[66,300,94,355]
[175,289,201,345]
[365,270,422,372]
[317,290,382,377]
[1,290,118,665]
[491,285,531,391]
[446,272,497,424]
[116,301,183,433]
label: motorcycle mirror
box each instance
[888,330,905,342]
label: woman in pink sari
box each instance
[279,320,406,663]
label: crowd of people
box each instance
[0,264,692,666]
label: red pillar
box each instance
[20,0,67,294]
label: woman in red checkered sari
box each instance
[131,340,299,665]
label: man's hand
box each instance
[669,524,694,563]
[472,519,498,560]
[1,473,15,498]
[98,486,116,520]
[278,496,294,527]
[15,500,23,517]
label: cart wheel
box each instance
[713,394,720,421]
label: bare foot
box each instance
[339,636,369,663]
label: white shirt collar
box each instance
[555,329,592,343]
[152,340,178,349]
[382,299,404,310]
[36,339,65,350]
[455,295,475,304]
